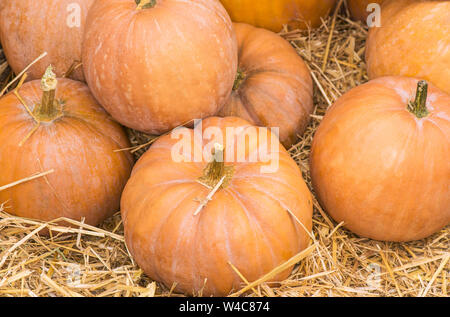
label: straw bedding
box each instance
[0,5,448,297]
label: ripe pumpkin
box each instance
[0,66,133,228]
[82,0,238,135]
[310,76,450,242]
[219,0,337,32]
[0,0,94,81]
[218,23,313,149]
[121,116,313,296]
[366,0,450,95]
[347,0,385,23]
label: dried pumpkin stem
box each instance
[408,80,429,118]
[198,143,234,189]
[233,69,246,91]
[136,0,156,10]
[33,65,62,122]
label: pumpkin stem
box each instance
[233,69,246,91]
[408,80,429,118]
[198,143,234,189]
[33,65,63,122]
[136,0,156,10]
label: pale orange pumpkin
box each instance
[220,0,337,32]
[347,0,385,23]
[82,0,238,135]
[310,76,450,242]
[0,66,133,228]
[218,23,313,149]
[366,0,450,95]
[121,116,313,296]
[0,0,94,81]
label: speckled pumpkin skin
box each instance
[0,0,94,81]
[82,0,238,135]
[366,0,450,95]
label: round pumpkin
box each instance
[121,116,313,296]
[310,76,450,242]
[0,66,133,228]
[366,0,450,95]
[82,0,238,135]
[0,0,94,81]
[347,0,385,23]
[219,0,337,32]
[218,23,313,149]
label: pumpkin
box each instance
[347,0,385,23]
[310,76,450,242]
[366,0,450,95]
[220,0,337,32]
[82,0,238,135]
[121,116,313,296]
[218,23,313,149]
[0,66,133,228]
[0,0,94,81]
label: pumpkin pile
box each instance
[0,0,448,297]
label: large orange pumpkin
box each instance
[0,0,94,81]
[310,76,450,242]
[0,66,133,227]
[218,23,313,149]
[347,0,385,23]
[220,0,337,32]
[121,117,313,296]
[82,0,238,135]
[366,0,450,95]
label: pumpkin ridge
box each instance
[150,186,205,287]
[237,180,308,248]
[236,90,266,127]
[62,114,127,152]
[166,191,205,288]
[225,187,277,276]
[127,183,200,260]
[18,131,74,219]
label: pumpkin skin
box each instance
[310,76,450,242]
[121,117,313,296]
[82,0,238,135]
[220,0,337,32]
[0,73,133,228]
[366,0,450,95]
[218,23,313,149]
[347,0,385,23]
[0,0,94,81]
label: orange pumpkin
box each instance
[220,0,337,32]
[310,76,450,242]
[82,0,238,135]
[218,23,313,149]
[366,0,450,95]
[0,0,94,81]
[347,0,385,23]
[121,117,313,296]
[0,66,133,228]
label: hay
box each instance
[0,6,448,297]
